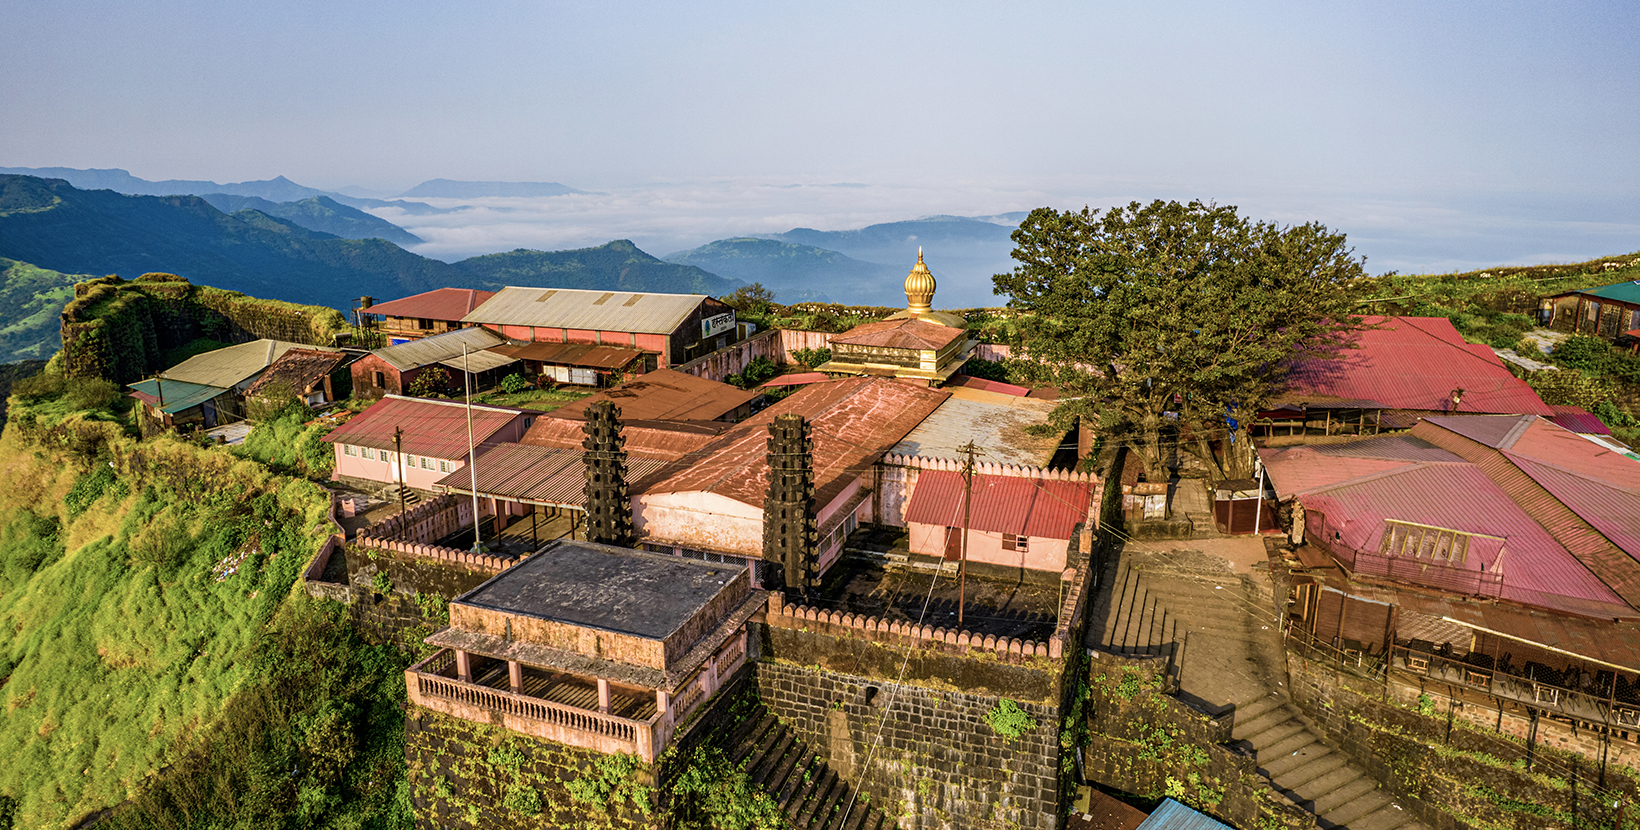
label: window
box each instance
[1003,534,1029,552]
[342,444,357,457]
[439,459,452,473]
[1379,519,1497,563]
[421,457,434,470]
[379,449,392,462]
[403,455,416,468]
[373,371,386,388]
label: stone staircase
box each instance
[1088,555,1426,830]
[712,705,896,830]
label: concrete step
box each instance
[1257,730,1321,763]
[1348,801,1418,830]
[1309,776,1379,817]
[795,769,838,828]
[1232,703,1302,741]
[1283,759,1359,801]
[1322,789,1394,828]
[1243,718,1310,752]
[1260,740,1333,778]
[1227,694,1291,736]
[750,731,796,785]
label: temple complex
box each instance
[404,539,764,762]
[818,250,975,385]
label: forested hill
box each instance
[664,237,899,304]
[453,240,740,295]
[0,176,739,320]
[199,194,423,246]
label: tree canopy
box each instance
[992,200,1368,480]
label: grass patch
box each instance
[444,386,591,412]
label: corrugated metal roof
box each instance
[521,416,724,461]
[891,393,1061,468]
[321,394,529,458]
[831,318,967,350]
[1505,418,1640,490]
[244,348,348,397]
[902,470,1093,540]
[1136,800,1232,830]
[432,443,669,507]
[944,376,1030,397]
[759,372,829,388]
[1306,434,1467,463]
[128,378,230,414]
[638,377,949,509]
[1550,405,1614,436]
[1574,280,1640,305]
[162,339,331,388]
[1283,316,1553,416]
[550,369,758,422]
[367,287,495,320]
[463,286,710,335]
[435,350,519,374]
[1506,454,1640,561]
[488,341,643,370]
[372,326,508,372]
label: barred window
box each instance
[421,457,435,470]
[1003,533,1029,552]
[439,459,452,473]
[342,444,356,457]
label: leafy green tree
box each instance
[721,282,776,315]
[406,366,451,398]
[993,200,1368,480]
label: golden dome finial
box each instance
[904,249,935,314]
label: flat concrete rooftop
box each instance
[455,540,744,640]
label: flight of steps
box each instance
[1088,558,1428,830]
[389,484,422,506]
[714,707,895,830]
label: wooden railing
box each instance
[413,673,643,743]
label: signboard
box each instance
[701,311,736,339]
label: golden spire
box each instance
[904,247,935,314]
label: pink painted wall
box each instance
[906,521,1070,573]
[566,329,599,344]
[331,414,533,490]
[500,324,532,341]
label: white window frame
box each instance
[421,456,435,470]
[439,459,452,473]
[342,444,356,457]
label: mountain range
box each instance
[0,174,739,359]
[198,194,423,245]
[0,166,452,215]
[398,179,585,198]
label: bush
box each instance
[406,366,451,398]
[789,347,831,369]
[246,379,306,422]
[1551,336,1615,373]
[64,377,120,411]
[726,356,780,389]
[500,373,531,394]
[963,357,1010,383]
[1594,400,1638,428]
[11,371,65,402]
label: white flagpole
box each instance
[465,344,482,552]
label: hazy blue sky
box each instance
[2,0,1636,278]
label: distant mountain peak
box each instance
[398,179,586,198]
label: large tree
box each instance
[993,200,1368,481]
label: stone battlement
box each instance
[766,590,1066,662]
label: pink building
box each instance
[324,395,536,492]
[903,471,1096,577]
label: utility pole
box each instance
[957,440,979,630]
[393,426,406,514]
[464,345,483,553]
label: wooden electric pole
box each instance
[393,426,406,514]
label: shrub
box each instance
[503,784,544,816]
[11,371,65,402]
[790,347,831,369]
[499,373,530,394]
[722,283,776,315]
[1551,335,1615,373]
[406,366,451,398]
[963,357,1010,383]
[246,379,306,422]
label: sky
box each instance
[2,0,1637,285]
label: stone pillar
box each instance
[763,413,817,595]
[582,401,633,546]
[656,689,669,715]
[598,678,611,713]
[455,650,471,684]
[508,660,523,694]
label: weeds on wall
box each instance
[984,698,1039,742]
[664,745,785,830]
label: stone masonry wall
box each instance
[1287,652,1640,830]
[1079,655,1315,830]
[757,660,1060,830]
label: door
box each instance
[943,526,963,561]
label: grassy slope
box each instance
[0,259,91,361]
[0,395,407,828]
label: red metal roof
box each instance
[945,376,1031,397]
[245,348,348,397]
[520,416,724,461]
[637,377,949,509]
[432,443,669,507]
[902,470,1094,541]
[759,372,829,388]
[549,369,759,422]
[1282,316,1554,416]
[322,394,529,459]
[368,288,495,321]
[831,318,968,350]
[1549,405,1613,436]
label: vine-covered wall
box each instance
[58,273,348,383]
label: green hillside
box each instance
[0,259,90,361]
[0,174,451,310]
[201,194,423,246]
[664,237,899,304]
[454,239,740,295]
